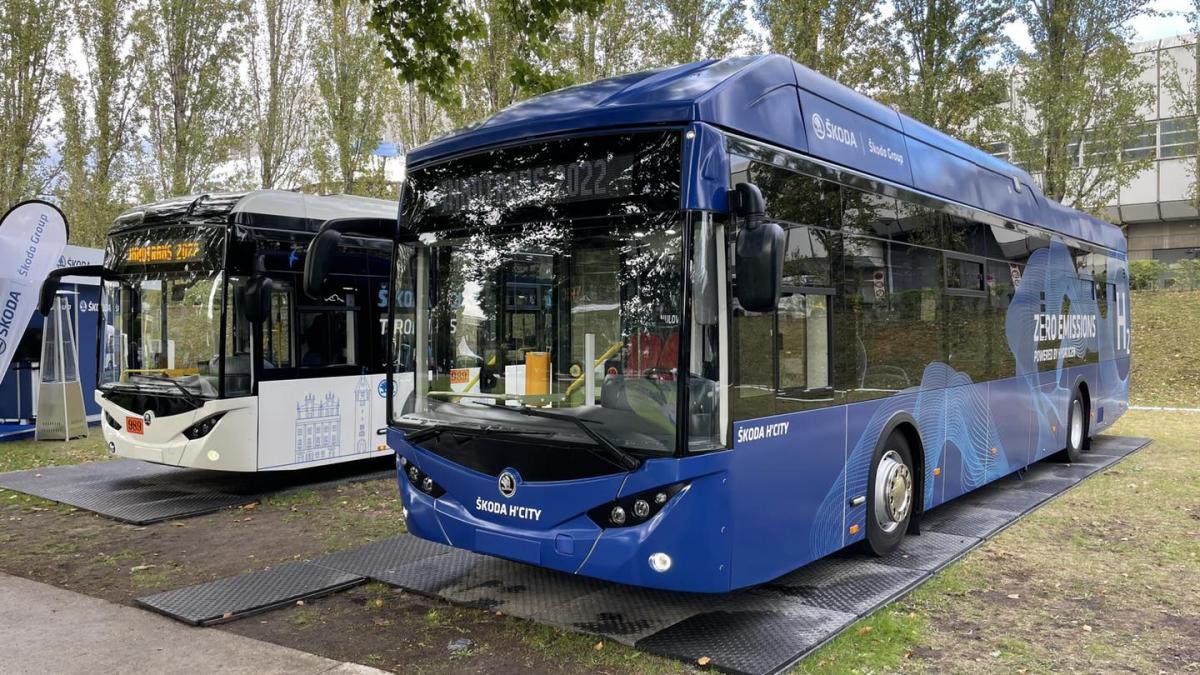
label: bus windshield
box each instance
[398,215,686,454]
[390,130,724,455]
[100,272,226,398]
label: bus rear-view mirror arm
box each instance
[730,182,785,313]
[39,265,110,316]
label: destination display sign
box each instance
[428,154,638,215]
[124,240,205,264]
[108,225,224,271]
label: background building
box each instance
[994,34,1200,262]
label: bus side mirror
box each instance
[303,228,341,298]
[731,183,784,313]
[239,276,273,324]
[39,265,109,316]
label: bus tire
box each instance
[866,431,915,556]
[1063,388,1088,463]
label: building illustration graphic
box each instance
[354,376,371,454]
[295,392,341,463]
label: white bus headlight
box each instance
[182,413,226,440]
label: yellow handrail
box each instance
[122,367,200,381]
[564,342,623,397]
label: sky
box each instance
[1004,0,1195,51]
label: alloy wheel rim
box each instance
[874,450,912,534]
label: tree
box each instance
[1162,5,1199,208]
[879,0,1014,142]
[311,0,388,194]
[246,0,312,189]
[646,0,747,65]
[1128,258,1163,289]
[752,0,888,88]
[362,0,481,102]
[364,0,611,103]
[0,0,66,209]
[1007,0,1155,213]
[56,0,141,245]
[136,0,248,197]
[446,0,524,126]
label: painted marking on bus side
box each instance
[734,421,791,444]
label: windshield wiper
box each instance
[127,374,204,407]
[402,421,554,446]
[403,423,453,445]
[471,401,641,472]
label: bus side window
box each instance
[264,284,293,368]
[299,292,358,368]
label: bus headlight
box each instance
[610,506,626,525]
[588,481,687,529]
[402,463,445,498]
[182,413,226,440]
[648,552,672,573]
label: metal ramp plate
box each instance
[0,456,394,524]
[137,562,364,625]
[144,435,1150,674]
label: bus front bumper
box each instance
[392,435,735,593]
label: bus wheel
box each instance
[866,432,914,556]
[1063,389,1088,463]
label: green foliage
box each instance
[363,0,483,103]
[752,0,887,88]
[1128,258,1164,290]
[1173,258,1200,291]
[1160,10,1200,207]
[246,0,312,189]
[643,0,749,66]
[312,0,389,194]
[0,0,65,210]
[1005,0,1155,214]
[879,0,1014,142]
[136,0,249,197]
[54,0,140,246]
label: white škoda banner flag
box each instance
[0,200,69,383]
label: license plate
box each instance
[126,416,144,435]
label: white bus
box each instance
[43,191,401,471]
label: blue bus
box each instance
[305,55,1131,592]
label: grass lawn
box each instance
[796,409,1200,673]
[0,432,108,474]
[1128,290,1200,408]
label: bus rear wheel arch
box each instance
[865,429,917,556]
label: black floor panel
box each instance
[137,562,364,625]
[952,484,1051,513]
[637,604,855,675]
[0,456,394,524]
[141,434,1150,673]
[835,530,979,571]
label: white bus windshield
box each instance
[100,272,225,398]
